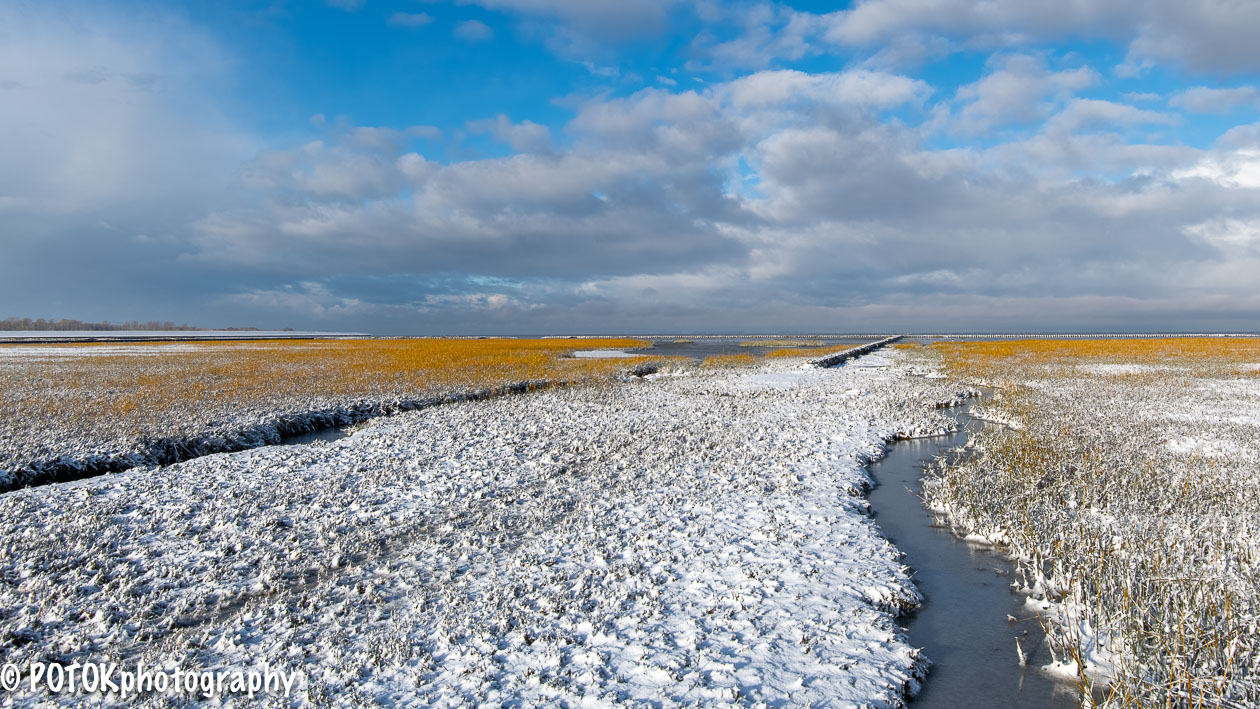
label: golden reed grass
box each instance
[763,346,836,359]
[932,337,1260,380]
[700,353,757,368]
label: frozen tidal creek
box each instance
[0,351,994,706]
[867,404,1081,708]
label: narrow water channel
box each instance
[279,426,350,446]
[868,406,1083,707]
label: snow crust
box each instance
[0,352,955,706]
[1081,363,1159,375]
[1164,436,1243,457]
[571,350,645,359]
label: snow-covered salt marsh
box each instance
[0,351,963,706]
[916,339,1260,707]
[0,338,655,491]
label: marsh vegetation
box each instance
[917,338,1260,707]
[0,338,656,487]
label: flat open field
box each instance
[911,338,1260,706]
[0,345,967,706]
[4,336,1258,706]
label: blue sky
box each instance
[3,0,1260,333]
[161,2,1252,156]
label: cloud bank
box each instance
[3,1,1260,334]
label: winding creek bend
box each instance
[870,405,1083,708]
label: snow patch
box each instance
[572,349,645,358]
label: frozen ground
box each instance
[0,351,963,706]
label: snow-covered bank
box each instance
[917,341,1260,706]
[0,379,555,493]
[0,352,961,706]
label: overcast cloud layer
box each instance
[3,0,1260,334]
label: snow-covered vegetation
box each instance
[917,338,1260,706]
[0,350,964,706]
[0,338,657,490]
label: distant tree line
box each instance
[0,317,202,331]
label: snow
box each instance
[571,350,646,358]
[1082,364,1158,375]
[0,351,956,706]
[1165,436,1244,457]
[731,371,810,390]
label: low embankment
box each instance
[809,335,904,368]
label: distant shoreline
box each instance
[0,330,367,343]
[2,330,1256,345]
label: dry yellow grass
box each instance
[932,337,1260,381]
[700,353,756,368]
[763,346,835,359]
